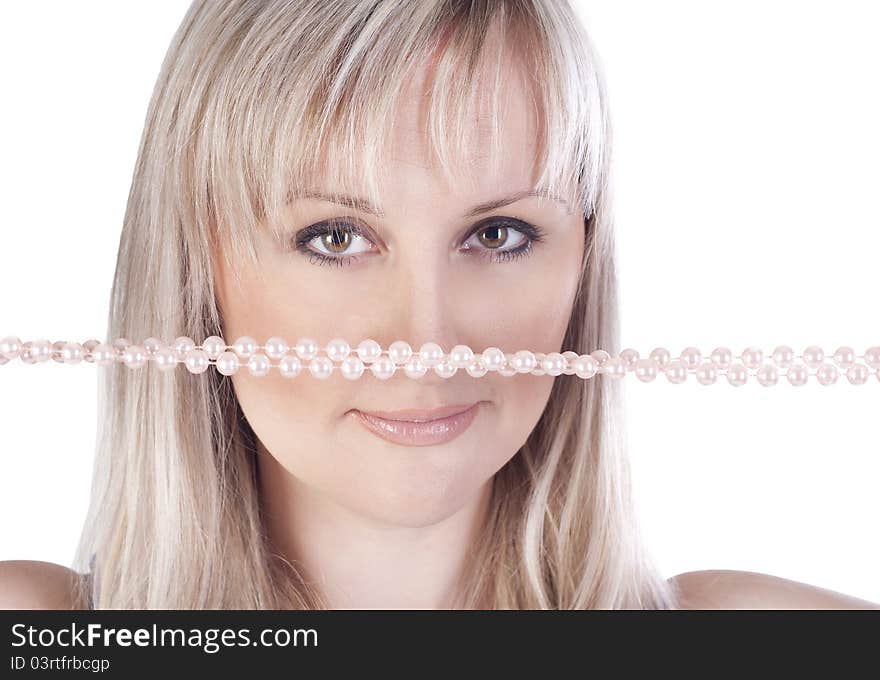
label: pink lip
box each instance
[348,402,482,447]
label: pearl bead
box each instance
[680,346,702,370]
[184,349,210,374]
[50,341,66,363]
[92,343,115,366]
[756,363,778,387]
[740,346,763,370]
[278,354,302,379]
[123,345,147,369]
[404,356,428,379]
[633,358,658,382]
[112,338,131,359]
[154,347,178,371]
[31,340,53,362]
[435,358,458,379]
[802,345,824,368]
[326,338,351,362]
[846,363,869,385]
[49,340,67,364]
[499,355,517,377]
[561,351,579,375]
[340,356,365,380]
[481,347,505,371]
[709,347,732,369]
[247,353,271,377]
[61,342,84,364]
[695,362,717,385]
[419,342,445,368]
[356,339,382,364]
[82,340,101,363]
[726,362,748,386]
[771,345,795,368]
[649,347,671,369]
[832,346,856,368]
[863,346,880,369]
[295,337,319,360]
[573,355,598,379]
[48,340,65,363]
[541,352,566,376]
[590,349,610,366]
[619,348,640,370]
[172,336,196,362]
[510,350,536,373]
[531,353,547,376]
[263,336,289,361]
[20,342,36,364]
[0,336,22,359]
[370,356,396,380]
[465,358,488,378]
[665,360,687,383]
[601,356,626,378]
[142,337,163,357]
[231,336,256,360]
[450,344,475,368]
[815,362,838,386]
[786,364,808,386]
[388,340,413,365]
[309,356,333,379]
[202,335,227,360]
[215,351,240,376]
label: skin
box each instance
[213,50,584,608]
[1,562,877,610]
[2,36,877,613]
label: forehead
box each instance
[383,47,541,202]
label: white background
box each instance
[1,2,878,604]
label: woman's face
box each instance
[214,60,585,528]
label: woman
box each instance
[1,0,876,609]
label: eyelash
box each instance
[292,217,546,268]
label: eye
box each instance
[291,216,546,267]
[461,218,545,263]
[293,218,377,267]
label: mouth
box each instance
[347,402,483,447]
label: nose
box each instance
[384,253,467,385]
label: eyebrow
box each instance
[292,187,569,218]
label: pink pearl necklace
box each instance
[2,336,879,386]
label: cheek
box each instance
[217,263,364,497]
[214,229,581,525]
[217,256,353,426]
[453,237,582,361]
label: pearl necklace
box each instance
[2,335,879,386]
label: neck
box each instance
[256,441,490,609]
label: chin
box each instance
[317,417,496,527]
[335,473,485,529]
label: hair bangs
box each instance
[205,0,602,290]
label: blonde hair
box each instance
[72,0,679,609]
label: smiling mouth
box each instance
[347,402,483,447]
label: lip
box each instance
[348,402,482,447]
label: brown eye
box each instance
[461,217,547,264]
[321,226,352,253]
[292,219,376,266]
[477,224,509,249]
[463,219,527,254]
[292,216,545,269]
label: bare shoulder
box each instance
[668,569,880,610]
[0,560,82,610]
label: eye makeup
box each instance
[290,216,547,268]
